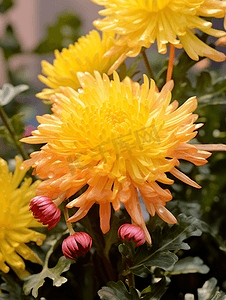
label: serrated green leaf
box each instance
[197,278,226,300]
[23,256,72,298]
[130,214,202,277]
[141,277,167,300]
[168,256,209,275]
[0,83,29,106]
[98,281,140,300]
[0,0,14,13]
[23,235,73,298]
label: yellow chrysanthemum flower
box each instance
[92,0,226,73]
[37,30,127,101]
[21,72,226,244]
[0,156,46,278]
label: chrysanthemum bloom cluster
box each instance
[20,71,223,244]
[37,30,126,101]
[92,0,226,73]
[0,157,45,278]
[62,232,92,259]
[118,224,145,247]
[30,196,61,229]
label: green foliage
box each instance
[130,214,203,277]
[197,74,226,107]
[197,278,226,300]
[0,114,25,145]
[156,50,196,100]
[0,0,13,14]
[185,278,226,300]
[0,24,21,61]
[33,12,82,54]
[126,57,142,79]
[168,256,209,275]
[0,274,34,300]
[141,277,167,300]
[98,281,140,300]
[0,84,29,106]
[23,239,73,298]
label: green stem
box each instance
[121,241,135,288]
[141,48,155,81]
[0,105,29,160]
[84,212,117,282]
[63,205,75,235]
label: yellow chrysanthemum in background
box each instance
[0,157,45,278]
[21,71,226,244]
[92,0,226,73]
[37,30,126,100]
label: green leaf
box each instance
[168,256,209,275]
[0,0,14,14]
[0,274,34,300]
[196,71,212,94]
[141,277,167,300]
[23,256,72,298]
[0,24,21,60]
[130,214,202,277]
[23,235,73,298]
[0,83,29,106]
[197,278,226,300]
[0,114,25,145]
[33,12,81,54]
[197,75,226,107]
[126,56,142,79]
[98,281,140,300]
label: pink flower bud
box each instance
[30,196,61,229]
[118,223,145,247]
[62,232,92,259]
[22,126,35,137]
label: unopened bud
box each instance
[118,223,145,247]
[30,196,61,229]
[62,232,92,259]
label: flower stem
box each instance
[141,48,155,81]
[166,44,175,82]
[78,204,117,282]
[119,241,135,287]
[0,105,29,160]
[63,205,75,235]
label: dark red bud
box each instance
[62,232,92,259]
[118,223,145,247]
[30,196,61,229]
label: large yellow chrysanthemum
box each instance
[37,30,127,100]
[92,0,226,73]
[21,71,226,244]
[0,157,45,278]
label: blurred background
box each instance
[0,0,102,84]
